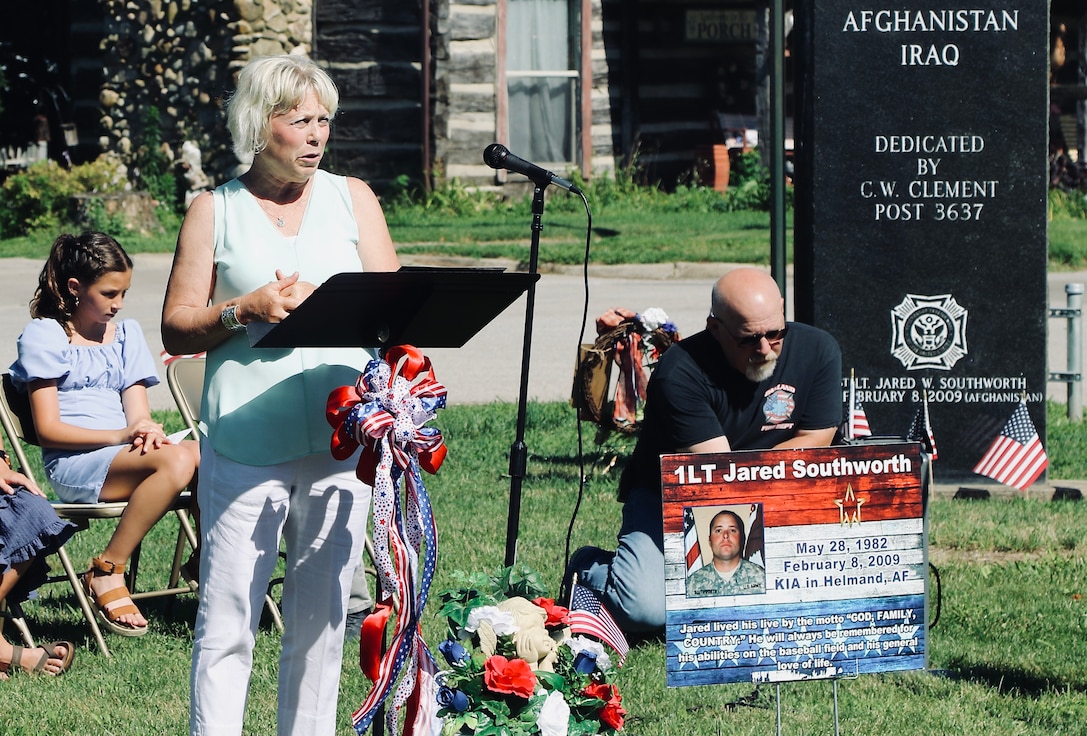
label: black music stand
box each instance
[247,267,538,349]
[245,266,537,736]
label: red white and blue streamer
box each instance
[326,345,447,736]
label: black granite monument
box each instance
[793,3,1050,483]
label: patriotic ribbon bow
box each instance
[325,344,447,736]
[327,345,448,485]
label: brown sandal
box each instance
[82,556,148,637]
[7,641,75,676]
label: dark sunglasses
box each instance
[711,314,789,347]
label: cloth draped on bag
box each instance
[571,315,680,435]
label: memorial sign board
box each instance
[662,443,927,686]
[793,3,1050,482]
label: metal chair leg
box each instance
[54,545,110,657]
[0,599,36,648]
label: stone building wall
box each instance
[312,0,425,188]
[589,0,618,178]
[433,0,497,184]
[435,0,616,188]
[97,0,314,195]
[92,0,617,197]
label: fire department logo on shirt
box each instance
[762,384,796,424]
[890,293,968,371]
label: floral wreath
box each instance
[434,565,626,736]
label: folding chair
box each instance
[167,357,287,632]
[0,373,197,657]
[166,357,378,633]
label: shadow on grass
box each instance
[14,589,201,653]
[528,451,628,483]
[23,587,293,657]
[543,221,621,238]
[939,661,1087,697]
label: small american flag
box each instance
[848,399,872,438]
[683,507,702,574]
[569,583,629,664]
[906,394,938,460]
[842,371,871,440]
[407,648,443,736]
[972,401,1047,491]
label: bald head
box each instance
[710,268,784,326]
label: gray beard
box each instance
[745,356,778,382]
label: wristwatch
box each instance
[220,304,246,332]
[0,449,10,469]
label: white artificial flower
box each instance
[565,635,612,670]
[536,690,570,736]
[639,307,670,331]
[465,605,519,636]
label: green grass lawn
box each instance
[3,200,1087,271]
[3,188,1087,733]
[4,402,1087,735]
[390,208,787,266]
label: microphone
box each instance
[483,143,582,194]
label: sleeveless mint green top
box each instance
[205,170,377,465]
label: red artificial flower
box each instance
[532,597,570,628]
[483,655,537,699]
[582,682,626,730]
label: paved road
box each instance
[2,255,1084,417]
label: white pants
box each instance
[190,447,371,736]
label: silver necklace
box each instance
[253,187,305,227]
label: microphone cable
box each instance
[560,188,594,601]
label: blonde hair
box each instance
[226,55,339,159]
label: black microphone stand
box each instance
[504,181,546,566]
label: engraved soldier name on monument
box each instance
[793,3,1049,482]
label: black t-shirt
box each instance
[620,323,842,497]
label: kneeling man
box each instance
[567,267,842,634]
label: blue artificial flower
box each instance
[438,639,469,666]
[573,650,599,675]
[437,685,470,712]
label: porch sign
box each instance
[662,443,927,687]
[792,3,1050,482]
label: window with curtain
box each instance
[506,0,578,164]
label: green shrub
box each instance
[386,147,787,224]
[384,171,510,218]
[77,195,129,235]
[133,106,181,212]
[1049,187,1087,220]
[0,157,129,237]
[0,161,70,235]
[725,150,772,211]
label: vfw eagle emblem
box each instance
[890,294,968,370]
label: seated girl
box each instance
[9,232,200,637]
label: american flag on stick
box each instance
[972,400,1047,491]
[843,369,871,439]
[906,390,938,460]
[568,583,629,664]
